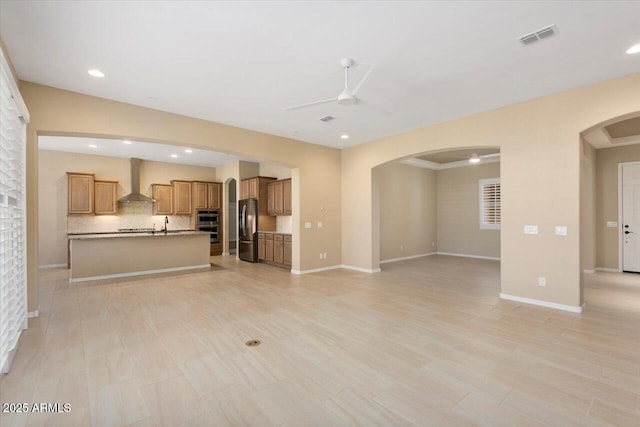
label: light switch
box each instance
[524,225,538,235]
[555,226,567,236]
[317,221,323,228]
[606,221,618,228]
[304,222,311,229]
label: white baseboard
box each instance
[499,293,584,313]
[341,265,381,273]
[583,269,595,274]
[437,252,500,261]
[39,263,67,269]
[291,265,341,275]
[291,264,381,275]
[595,267,622,273]
[380,252,436,264]
[28,308,39,318]
[69,264,211,283]
[221,252,230,256]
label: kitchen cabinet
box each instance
[249,178,258,199]
[283,235,292,266]
[67,172,95,214]
[193,181,222,211]
[208,182,221,209]
[283,179,292,215]
[257,232,291,268]
[241,180,250,200]
[94,180,118,215]
[267,179,291,216]
[152,184,174,215]
[172,180,192,215]
[274,234,284,264]
[265,233,274,262]
[192,182,208,210]
[258,233,266,260]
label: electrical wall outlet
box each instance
[317,221,323,228]
[538,277,546,287]
[319,253,323,259]
[555,226,567,236]
[400,245,404,252]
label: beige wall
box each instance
[437,162,500,258]
[343,72,640,308]
[38,149,217,266]
[595,144,640,269]
[22,82,341,311]
[376,162,437,261]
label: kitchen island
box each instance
[68,231,211,282]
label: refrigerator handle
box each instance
[241,204,246,237]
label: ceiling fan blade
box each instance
[351,63,374,96]
[284,97,338,111]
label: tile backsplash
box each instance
[276,215,292,234]
[67,202,191,233]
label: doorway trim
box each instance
[617,161,640,272]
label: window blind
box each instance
[479,178,501,229]
[0,56,28,374]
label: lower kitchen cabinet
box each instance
[257,232,291,268]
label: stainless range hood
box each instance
[118,158,155,203]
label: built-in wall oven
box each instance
[197,209,220,243]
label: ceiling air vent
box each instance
[320,115,335,122]
[518,25,558,45]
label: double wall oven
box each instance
[196,209,220,244]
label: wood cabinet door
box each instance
[267,182,276,215]
[208,183,221,209]
[153,185,174,215]
[258,234,266,260]
[265,237,274,261]
[283,241,292,266]
[274,181,284,214]
[193,182,208,210]
[249,178,258,199]
[241,179,249,199]
[283,179,292,215]
[274,240,284,264]
[67,173,94,214]
[94,181,118,215]
[173,181,192,215]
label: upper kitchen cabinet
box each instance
[241,177,260,199]
[94,180,118,215]
[172,180,192,215]
[241,177,277,230]
[207,182,221,209]
[193,181,221,211]
[67,172,95,214]
[267,178,292,216]
[192,181,208,210]
[152,184,173,215]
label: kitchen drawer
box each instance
[274,234,284,241]
[258,233,265,239]
[265,234,274,240]
[283,235,292,242]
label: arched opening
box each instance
[372,146,501,295]
[580,112,640,314]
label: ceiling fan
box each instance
[284,58,374,111]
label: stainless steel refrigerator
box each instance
[238,198,258,262]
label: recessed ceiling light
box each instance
[469,153,481,164]
[170,154,178,158]
[184,149,193,153]
[89,144,98,148]
[87,69,105,78]
[340,134,349,140]
[123,140,132,145]
[627,43,640,54]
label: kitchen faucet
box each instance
[163,216,169,234]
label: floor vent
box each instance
[320,115,335,122]
[245,340,261,347]
[518,25,558,45]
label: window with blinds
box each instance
[0,54,28,374]
[479,178,501,229]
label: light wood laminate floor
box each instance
[1,255,639,426]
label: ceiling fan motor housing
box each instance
[337,92,356,105]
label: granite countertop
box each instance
[68,230,209,240]
[257,231,291,235]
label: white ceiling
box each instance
[38,136,253,168]
[2,1,640,149]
